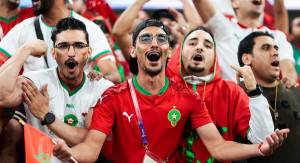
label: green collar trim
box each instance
[132,76,169,95]
[0,14,18,23]
[41,10,73,28]
[179,35,217,86]
[56,67,86,96]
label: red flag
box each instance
[23,121,54,163]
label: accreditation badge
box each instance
[143,150,165,163]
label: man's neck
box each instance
[0,4,19,19]
[42,3,69,26]
[136,72,166,95]
[58,70,84,90]
[256,78,277,88]
[237,13,261,29]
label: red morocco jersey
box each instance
[89,76,212,163]
[0,7,34,41]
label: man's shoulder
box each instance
[100,81,129,104]
[169,78,202,100]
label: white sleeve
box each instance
[274,30,294,62]
[247,94,274,143]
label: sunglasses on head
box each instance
[139,33,169,45]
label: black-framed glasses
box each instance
[139,33,168,45]
[54,42,89,53]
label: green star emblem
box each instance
[34,148,50,163]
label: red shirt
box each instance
[89,76,212,163]
[0,7,34,41]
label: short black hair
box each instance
[51,17,89,46]
[237,31,274,66]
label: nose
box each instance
[196,43,204,52]
[271,47,279,57]
[150,37,159,47]
[67,45,76,57]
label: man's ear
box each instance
[130,46,137,58]
[232,0,239,10]
[167,48,173,59]
[88,47,92,58]
[51,48,56,59]
[242,53,252,66]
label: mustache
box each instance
[64,58,78,67]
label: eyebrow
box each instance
[261,43,278,50]
[56,41,86,44]
[188,37,213,44]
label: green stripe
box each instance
[205,157,215,163]
[41,16,55,28]
[57,67,86,96]
[92,50,112,62]
[0,48,11,59]
[132,76,152,95]
[0,14,18,23]
[132,76,169,95]
[246,127,251,139]
[217,126,228,135]
[118,64,125,82]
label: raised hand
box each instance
[230,65,257,91]
[22,81,50,121]
[23,40,48,58]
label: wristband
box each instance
[258,142,273,156]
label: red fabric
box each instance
[167,42,251,163]
[0,7,34,39]
[86,0,118,26]
[89,79,212,163]
[24,122,54,163]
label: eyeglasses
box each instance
[139,33,168,45]
[54,42,89,53]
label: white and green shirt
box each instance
[0,10,114,73]
[22,67,113,162]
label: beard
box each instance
[8,0,19,9]
[32,0,54,16]
[188,65,205,73]
[145,65,163,76]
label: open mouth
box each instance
[146,51,161,62]
[32,0,39,2]
[252,0,262,5]
[65,58,78,72]
[193,55,203,62]
[271,60,279,67]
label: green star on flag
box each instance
[34,148,50,163]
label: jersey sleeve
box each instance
[91,78,114,108]
[21,70,43,89]
[87,21,115,64]
[89,90,116,135]
[0,18,34,62]
[190,95,213,129]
